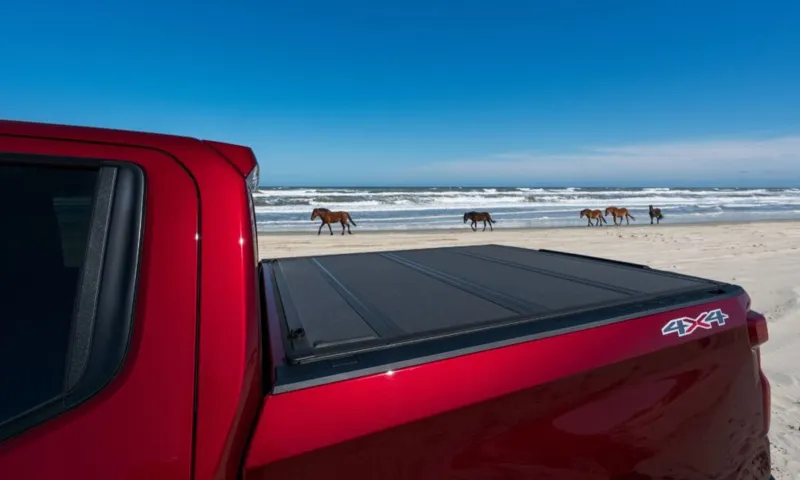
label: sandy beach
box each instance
[258,220,800,478]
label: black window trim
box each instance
[0,152,145,443]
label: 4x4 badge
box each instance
[661,308,729,338]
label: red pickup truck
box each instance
[0,119,774,479]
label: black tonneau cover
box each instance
[264,245,727,368]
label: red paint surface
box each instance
[245,293,771,479]
[191,132,262,480]
[0,123,201,479]
[202,139,259,177]
[0,120,263,480]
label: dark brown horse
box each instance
[580,208,607,226]
[649,204,664,224]
[311,207,358,235]
[605,206,635,226]
[463,211,496,231]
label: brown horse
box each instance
[311,207,358,235]
[580,208,607,227]
[649,204,664,224]
[605,206,636,226]
[463,211,496,231]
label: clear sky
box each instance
[2,0,800,187]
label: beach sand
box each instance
[258,220,800,478]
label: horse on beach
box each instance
[649,205,664,224]
[463,211,496,231]
[310,207,358,235]
[580,208,607,227]
[605,206,635,226]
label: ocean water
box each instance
[253,187,800,233]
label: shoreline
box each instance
[253,186,800,237]
[257,217,799,236]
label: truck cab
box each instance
[0,121,262,479]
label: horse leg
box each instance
[626,215,630,225]
[482,220,487,232]
[650,215,653,225]
[327,223,334,235]
[318,222,324,235]
[346,221,352,234]
[489,220,493,231]
[471,220,477,231]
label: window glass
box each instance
[0,163,99,424]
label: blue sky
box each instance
[2,0,800,187]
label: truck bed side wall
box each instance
[245,294,770,479]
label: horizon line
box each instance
[257,184,800,189]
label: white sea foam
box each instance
[254,187,800,232]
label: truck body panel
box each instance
[190,135,262,480]
[0,120,264,480]
[0,126,201,479]
[246,291,770,478]
[245,244,771,478]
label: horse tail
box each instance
[628,213,636,221]
[488,214,496,224]
[658,212,664,219]
[600,215,607,223]
[347,213,357,226]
